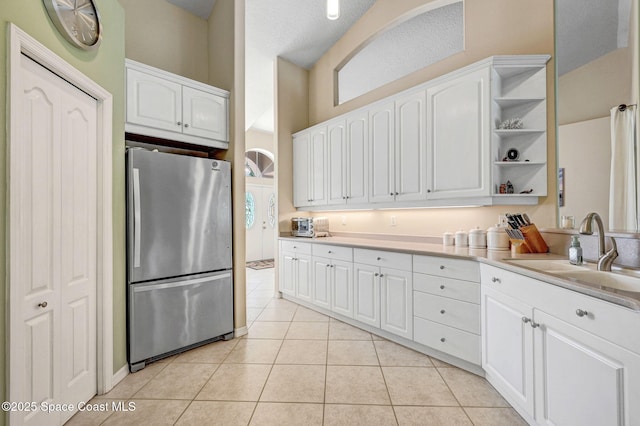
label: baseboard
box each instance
[234,326,248,337]
[111,365,129,389]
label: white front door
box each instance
[12,54,98,425]
[245,184,276,262]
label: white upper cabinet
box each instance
[292,55,550,211]
[293,126,328,207]
[310,127,328,206]
[182,86,228,141]
[427,67,491,199]
[125,59,229,149]
[395,90,428,202]
[293,131,311,207]
[369,101,396,203]
[126,68,182,133]
[328,120,347,205]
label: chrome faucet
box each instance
[579,212,618,271]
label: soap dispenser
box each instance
[569,235,583,265]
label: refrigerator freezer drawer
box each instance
[128,271,233,365]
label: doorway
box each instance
[244,148,276,263]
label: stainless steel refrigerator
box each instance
[126,148,233,372]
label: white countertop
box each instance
[280,235,640,311]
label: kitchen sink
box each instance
[550,270,640,293]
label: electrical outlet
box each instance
[391,216,397,226]
[341,216,347,225]
[499,215,508,227]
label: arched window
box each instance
[245,149,274,178]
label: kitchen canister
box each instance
[442,232,454,246]
[469,227,487,249]
[487,225,510,251]
[455,230,468,247]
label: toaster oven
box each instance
[291,217,329,238]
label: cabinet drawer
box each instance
[414,292,480,334]
[280,240,312,255]
[414,317,481,365]
[312,244,353,262]
[354,248,412,271]
[413,255,479,282]
[413,273,480,304]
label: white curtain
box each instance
[609,105,639,230]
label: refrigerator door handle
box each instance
[132,273,232,293]
[133,168,141,268]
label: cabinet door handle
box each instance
[491,277,501,283]
[439,285,445,290]
[184,123,190,128]
[439,265,445,270]
[440,337,446,343]
[374,273,379,277]
[328,251,333,254]
[390,192,394,196]
[177,121,182,126]
[38,301,48,308]
[530,322,540,328]
[576,309,589,317]
[522,317,531,324]
[440,309,445,314]
[379,274,384,278]
[427,189,432,193]
[395,192,399,195]
[377,257,382,261]
[326,264,330,268]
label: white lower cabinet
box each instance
[380,268,413,339]
[481,284,535,416]
[353,249,413,339]
[481,264,640,425]
[331,260,354,318]
[353,263,380,327]
[311,245,354,317]
[312,257,332,310]
[534,310,640,426]
[279,241,312,300]
[279,239,640,426]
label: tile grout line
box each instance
[432,364,475,424]
[246,308,294,423]
[372,340,400,426]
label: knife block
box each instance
[520,224,548,253]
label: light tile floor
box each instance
[67,267,526,425]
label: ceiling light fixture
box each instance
[327,0,340,20]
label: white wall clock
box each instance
[43,0,102,50]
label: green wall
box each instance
[0,2,127,424]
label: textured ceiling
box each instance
[245,0,377,132]
[557,0,631,75]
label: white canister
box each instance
[442,232,454,246]
[455,230,468,247]
[469,227,487,249]
[487,225,510,251]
